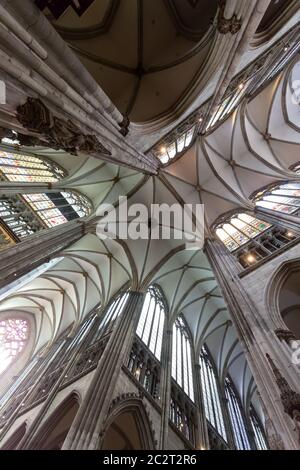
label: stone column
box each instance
[158,328,172,450]
[0,219,85,289]
[193,363,209,450]
[0,1,158,173]
[62,291,145,450]
[204,237,300,449]
[255,206,300,235]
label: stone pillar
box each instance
[0,219,85,289]
[255,206,300,235]
[62,291,145,450]
[0,1,158,173]
[158,328,172,450]
[193,363,209,450]
[204,237,300,449]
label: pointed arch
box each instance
[31,392,81,450]
[101,396,155,450]
[1,421,27,450]
[265,257,300,335]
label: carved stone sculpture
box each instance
[266,353,300,443]
[16,98,111,156]
[217,0,242,35]
[275,328,297,344]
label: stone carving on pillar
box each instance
[217,0,241,35]
[16,98,111,157]
[0,127,40,147]
[118,115,130,137]
[275,329,297,344]
[266,354,300,444]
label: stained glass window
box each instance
[254,182,300,215]
[157,126,196,164]
[136,286,165,361]
[225,377,251,450]
[216,213,271,252]
[0,150,65,182]
[0,318,29,374]
[172,316,194,401]
[199,346,227,441]
[0,150,91,236]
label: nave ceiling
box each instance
[36,0,220,124]
[1,5,300,423]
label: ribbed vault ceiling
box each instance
[162,57,300,228]
[1,54,300,414]
[39,0,219,123]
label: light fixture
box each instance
[246,253,256,263]
[238,83,244,90]
[286,231,293,238]
[198,117,203,123]
[160,146,166,154]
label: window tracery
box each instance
[171,316,194,401]
[0,318,29,375]
[199,346,227,441]
[225,376,251,450]
[136,286,166,361]
[215,211,296,268]
[254,182,300,216]
[0,149,91,237]
[249,405,268,450]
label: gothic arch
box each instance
[1,422,27,450]
[265,257,300,332]
[31,392,81,450]
[100,395,156,450]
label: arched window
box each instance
[98,292,129,338]
[249,405,268,450]
[171,316,194,401]
[136,285,166,361]
[0,149,65,182]
[215,212,296,268]
[254,182,300,216]
[0,149,91,239]
[215,213,271,252]
[199,346,227,441]
[0,318,29,374]
[155,125,196,165]
[225,376,251,450]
